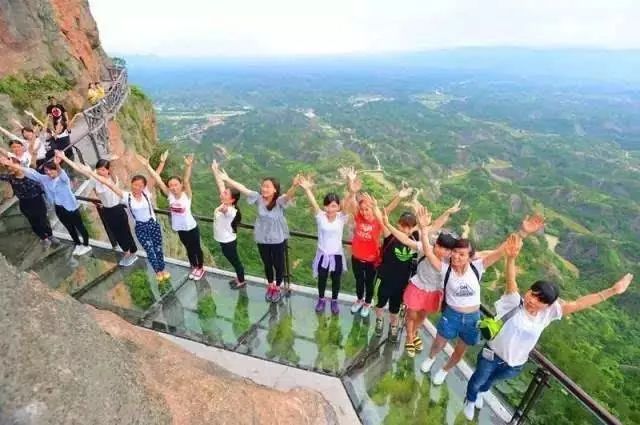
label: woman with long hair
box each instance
[211,160,245,289]
[219,169,299,303]
[57,155,138,266]
[143,152,205,280]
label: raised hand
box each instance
[612,274,633,295]
[416,205,432,228]
[218,168,230,182]
[447,200,462,214]
[0,156,11,166]
[211,159,220,174]
[292,173,303,187]
[360,192,378,207]
[298,174,313,190]
[521,214,545,235]
[184,153,194,166]
[54,149,65,159]
[380,207,390,225]
[504,233,523,258]
[348,176,362,193]
[397,182,413,199]
[160,150,169,163]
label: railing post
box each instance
[284,239,291,297]
[510,367,551,425]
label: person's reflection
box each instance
[266,301,299,364]
[345,314,371,360]
[232,287,250,339]
[314,314,342,373]
[194,278,223,344]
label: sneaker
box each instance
[271,286,282,303]
[463,399,475,421]
[119,253,138,267]
[475,392,486,409]
[161,271,171,281]
[389,324,399,342]
[192,268,206,281]
[49,236,60,245]
[315,297,326,313]
[41,238,52,249]
[374,317,384,336]
[231,280,246,290]
[71,245,80,256]
[74,245,92,256]
[188,267,197,280]
[431,368,448,385]
[265,284,275,302]
[330,299,340,315]
[420,356,436,374]
[350,299,364,314]
[360,303,371,318]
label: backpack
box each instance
[477,298,523,340]
[441,261,480,312]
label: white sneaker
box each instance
[463,399,475,421]
[360,303,371,318]
[350,300,364,314]
[73,245,92,256]
[475,391,486,409]
[71,245,80,256]
[431,368,448,385]
[420,356,436,374]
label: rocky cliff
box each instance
[0,255,337,425]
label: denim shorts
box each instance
[436,306,481,346]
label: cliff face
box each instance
[0,0,111,117]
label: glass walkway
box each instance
[0,201,512,424]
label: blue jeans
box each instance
[466,348,524,402]
[436,306,481,346]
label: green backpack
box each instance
[477,298,523,341]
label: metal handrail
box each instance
[74,193,621,425]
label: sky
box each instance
[88,0,640,57]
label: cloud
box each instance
[88,0,640,56]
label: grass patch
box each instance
[125,269,154,309]
[0,73,73,111]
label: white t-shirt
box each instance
[489,292,562,366]
[121,190,155,222]
[168,192,197,231]
[87,177,121,208]
[442,259,485,308]
[214,205,238,243]
[316,211,348,255]
[10,151,31,167]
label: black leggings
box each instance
[99,205,137,253]
[352,257,377,304]
[376,280,405,314]
[178,225,204,268]
[55,205,89,246]
[257,242,286,286]
[317,255,343,299]
[19,195,52,240]
[220,239,245,282]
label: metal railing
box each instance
[74,194,622,425]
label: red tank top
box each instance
[351,213,382,263]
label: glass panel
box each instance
[78,251,190,318]
[29,243,119,295]
[144,276,273,348]
[343,331,508,425]
[525,377,602,425]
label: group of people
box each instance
[87,82,106,105]
[0,141,634,420]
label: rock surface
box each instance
[0,256,338,425]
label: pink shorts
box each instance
[403,283,443,313]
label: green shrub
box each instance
[158,279,172,296]
[125,269,154,309]
[197,295,216,319]
[0,73,73,111]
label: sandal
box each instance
[414,336,424,352]
[405,342,416,358]
[231,280,246,289]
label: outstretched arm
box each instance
[183,154,194,199]
[343,167,360,216]
[156,150,168,175]
[481,214,545,269]
[210,160,226,196]
[503,233,523,294]
[219,169,253,196]
[282,174,300,202]
[431,200,462,231]
[24,111,45,128]
[381,208,419,249]
[298,175,321,214]
[0,125,27,144]
[384,184,413,215]
[136,153,169,196]
[561,274,633,316]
